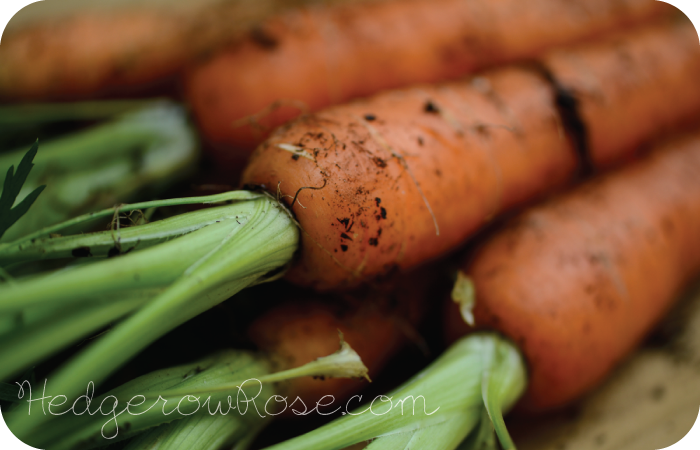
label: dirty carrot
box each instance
[1,20,699,440]
[263,129,700,450]
[446,132,700,412]
[185,0,669,161]
[241,20,700,290]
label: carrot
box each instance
[0,9,194,100]
[0,0,344,101]
[248,269,433,414]
[260,129,700,450]
[241,20,700,290]
[2,21,699,439]
[251,303,402,412]
[185,0,670,163]
[445,131,700,412]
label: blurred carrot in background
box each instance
[0,0,345,101]
[185,0,670,165]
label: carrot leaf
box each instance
[0,141,46,239]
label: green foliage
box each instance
[0,141,45,239]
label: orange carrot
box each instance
[240,21,700,290]
[248,269,434,414]
[445,131,700,411]
[185,0,670,164]
[0,0,335,101]
[0,9,193,100]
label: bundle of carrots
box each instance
[1,0,700,449]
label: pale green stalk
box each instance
[364,412,480,450]
[121,339,372,450]
[122,339,372,450]
[0,201,258,267]
[2,194,299,438]
[124,413,265,450]
[8,351,273,449]
[0,206,246,310]
[155,337,371,400]
[7,339,368,450]
[0,290,160,381]
[263,334,527,450]
[0,189,261,254]
[456,408,498,450]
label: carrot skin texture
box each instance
[446,134,700,411]
[185,0,669,160]
[240,22,700,291]
[243,68,573,290]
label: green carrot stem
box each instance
[0,212,238,311]
[456,407,497,450]
[0,190,261,251]
[262,334,527,450]
[124,413,261,450]
[5,195,298,438]
[0,201,255,266]
[13,351,273,449]
[365,412,480,450]
[156,337,370,400]
[118,339,370,450]
[481,335,524,450]
[0,290,159,382]
[10,336,367,449]
[0,194,277,311]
